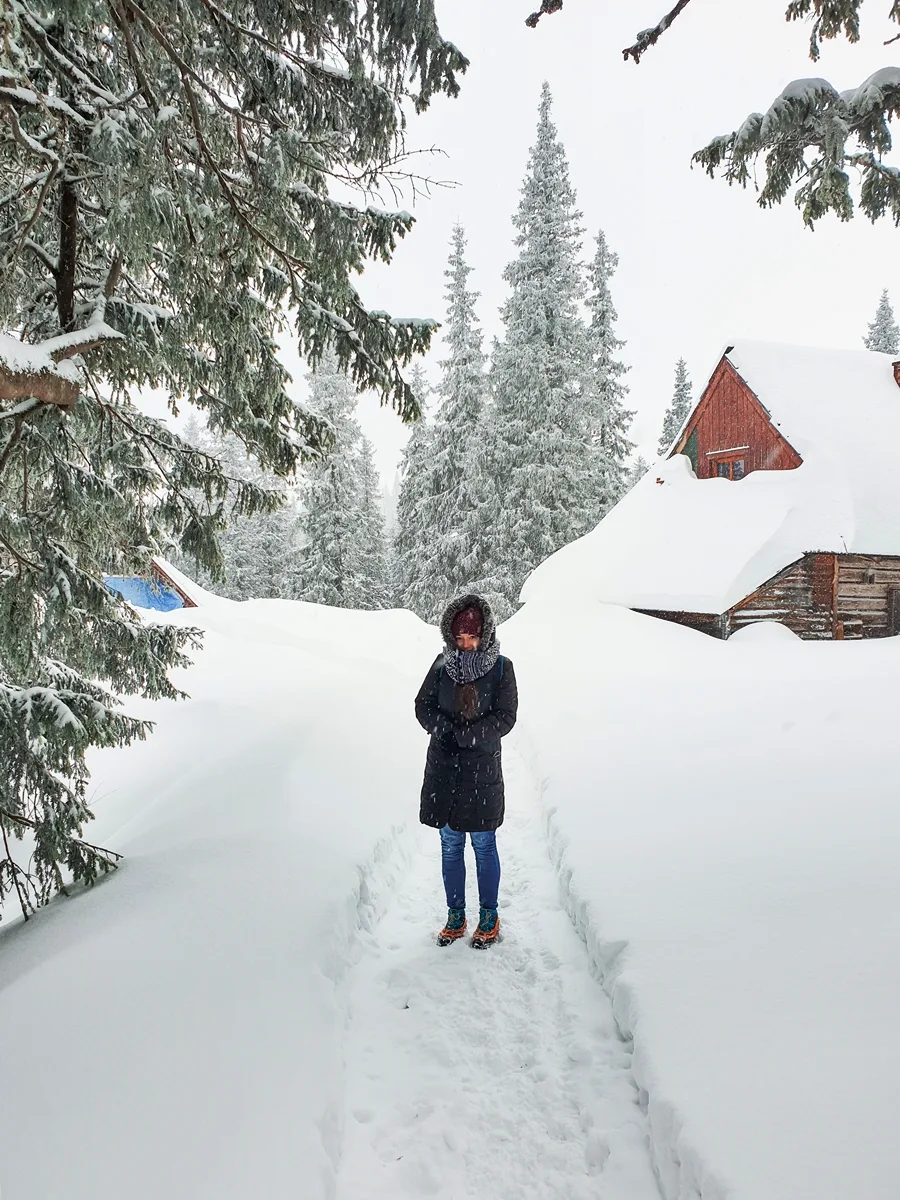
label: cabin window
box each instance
[712,458,745,480]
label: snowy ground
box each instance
[2,581,900,1199]
[336,753,659,1200]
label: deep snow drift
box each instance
[0,596,436,1200]
[504,596,900,1200]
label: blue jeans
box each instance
[439,825,501,910]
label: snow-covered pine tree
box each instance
[659,359,694,455]
[0,2,464,920]
[582,230,634,518]
[864,290,900,354]
[469,84,594,619]
[296,356,367,608]
[425,225,487,614]
[383,469,402,538]
[625,455,651,492]
[175,418,301,601]
[393,365,443,618]
[352,436,392,610]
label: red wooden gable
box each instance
[671,355,802,479]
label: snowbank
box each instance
[504,595,900,1200]
[522,454,846,614]
[4,553,900,1199]
[0,595,437,1200]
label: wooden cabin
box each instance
[523,340,900,640]
[106,556,199,611]
[652,345,900,640]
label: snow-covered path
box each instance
[335,752,662,1200]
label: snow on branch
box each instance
[694,65,900,226]
[623,0,694,63]
[0,325,123,412]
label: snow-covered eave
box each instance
[631,539,900,620]
[151,556,201,608]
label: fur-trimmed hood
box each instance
[439,593,497,651]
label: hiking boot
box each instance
[471,906,500,949]
[437,907,467,946]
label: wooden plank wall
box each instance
[727,555,834,639]
[639,554,900,641]
[675,360,802,478]
[634,609,726,638]
[835,555,900,638]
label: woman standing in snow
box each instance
[415,594,518,948]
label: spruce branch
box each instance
[0,415,26,476]
[0,811,33,921]
[1,158,60,270]
[525,0,564,28]
[623,0,694,63]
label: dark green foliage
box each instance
[0,0,464,919]
[693,3,900,225]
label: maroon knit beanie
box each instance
[451,606,483,639]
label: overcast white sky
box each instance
[314,0,900,482]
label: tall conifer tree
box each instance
[393,366,441,617]
[864,290,900,354]
[470,84,593,618]
[428,225,487,610]
[582,230,634,518]
[625,455,651,492]
[297,356,367,608]
[659,359,694,455]
[353,436,391,609]
[175,418,301,600]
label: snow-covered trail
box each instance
[335,751,662,1200]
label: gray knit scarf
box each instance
[443,640,500,684]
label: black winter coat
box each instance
[415,654,518,832]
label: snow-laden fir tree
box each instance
[175,418,302,601]
[352,436,392,610]
[382,470,402,538]
[0,2,464,919]
[297,356,389,609]
[658,359,694,455]
[625,455,651,492]
[581,230,634,517]
[296,356,366,608]
[393,365,442,617]
[417,225,488,619]
[469,84,597,619]
[864,290,900,354]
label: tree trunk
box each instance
[56,173,77,332]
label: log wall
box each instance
[727,555,834,639]
[834,555,900,639]
[639,553,900,641]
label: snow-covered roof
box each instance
[151,556,209,608]
[522,340,900,615]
